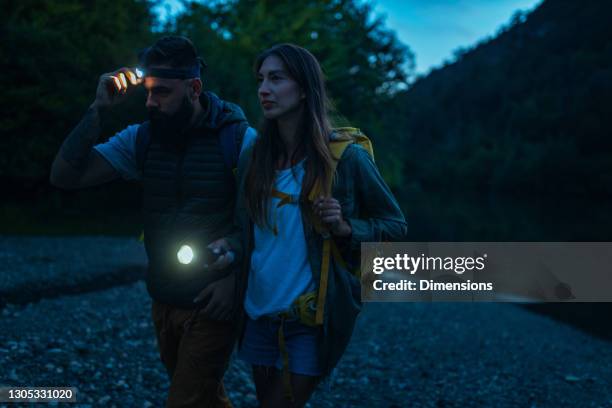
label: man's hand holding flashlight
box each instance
[92,67,143,109]
[204,238,235,271]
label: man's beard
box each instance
[148,96,194,149]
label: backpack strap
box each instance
[135,121,151,172]
[307,131,355,203]
[308,129,372,325]
[218,121,249,171]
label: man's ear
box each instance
[190,78,203,101]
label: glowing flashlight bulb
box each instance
[135,68,144,79]
[177,245,194,265]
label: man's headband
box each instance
[138,46,207,79]
[140,65,201,79]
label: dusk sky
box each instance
[156,0,543,75]
[374,0,542,74]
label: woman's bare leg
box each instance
[252,366,320,408]
[252,365,279,403]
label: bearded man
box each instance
[50,36,255,408]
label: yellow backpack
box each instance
[311,127,373,322]
[327,126,374,164]
[270,127,374,323]
[264,127,375,401]
[271,127,374,400]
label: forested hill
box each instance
[381,0,612,196]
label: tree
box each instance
[0,0,154,186]
[167,0,414,129]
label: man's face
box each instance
[143,69,197,142]
[144,75,187,116]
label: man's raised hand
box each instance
[92,67,142,109]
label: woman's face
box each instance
[257,55,304,120]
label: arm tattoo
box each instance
[60,106,103,171]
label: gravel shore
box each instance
[0,236,146,306]
[1,237,611,407]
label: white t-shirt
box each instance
[244,160,316,320]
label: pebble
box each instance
[8,369,19,381]
[0,237,611,407]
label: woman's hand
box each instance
[313,196,352,237]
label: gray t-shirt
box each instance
[93,124,257,181]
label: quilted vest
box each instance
[142,92,247,308]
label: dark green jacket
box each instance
[228,141,407,376]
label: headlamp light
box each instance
[136,66,201,80]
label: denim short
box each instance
[238,316,322,376]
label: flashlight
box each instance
[176,245,227,266]
[177,245,194,265]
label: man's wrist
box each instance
[89,101,108,113]
[60,106,103,171]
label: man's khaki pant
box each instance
[152,301,236,408]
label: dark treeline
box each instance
[1,0,154,191]
[382,0,612,196]
[1,0,610,212]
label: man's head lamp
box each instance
[137,65,201,80]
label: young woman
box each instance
[228,43,407,407]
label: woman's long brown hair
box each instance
[245,43,335,230]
